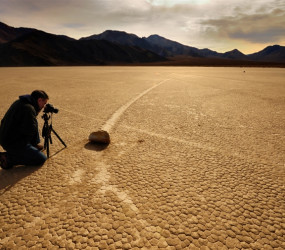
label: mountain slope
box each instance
[82,31,205,57]
[248,45,285,62]
[145,34,202,57]
[82,31,251,60]
[222,49,248,60]
[0,21,36,44]
[0,21,284,66]
[81,30,285,62]
[81,30,153,50]
[0,30,166,66]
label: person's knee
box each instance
[30,151,47,166]
[4,145,47,167]
[36,152,47,166]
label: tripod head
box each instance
[42,112,50,122]
[42,113,52,138]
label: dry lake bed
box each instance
[0,67,284,249]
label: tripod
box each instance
[42,113,66,158]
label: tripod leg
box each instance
[51,128,67,147]
[47,141,50,158]
[44,137,50,158]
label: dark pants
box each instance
[6,144,47,167]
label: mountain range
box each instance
[0,21,284,66]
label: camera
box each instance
[44,103,59,114]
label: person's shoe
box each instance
[0,152,12,170]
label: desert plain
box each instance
[0,66,284,249]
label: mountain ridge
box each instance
[0,21,36,44]
[81,30,285,62]
[0,27,165,66]
[0,21,284,66]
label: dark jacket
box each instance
[0,95,40,150]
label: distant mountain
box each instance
[0,21,35,44]
[82,32,206,57]
[82,31,249,59]
[248,45,285,62]
[82,30,285,63]
[81,30,153,50]
[199,48,222,58]
[0,21,284,66]
[221,49,248,60]
[145,34,202,57]
[0,24,165,66]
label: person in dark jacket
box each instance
[0,90,49,169]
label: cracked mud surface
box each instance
[0,67,284,249]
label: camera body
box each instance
[44,103,58,114]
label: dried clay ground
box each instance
[0,67,284,249]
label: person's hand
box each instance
[35,144,44,151]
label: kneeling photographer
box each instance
[0,90,49,169]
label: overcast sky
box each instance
[1,0,284,54]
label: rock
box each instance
[89,130,110,144]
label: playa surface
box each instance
[0,67,284,249]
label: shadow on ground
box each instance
[84,141,109,151]
[0,165,41,195]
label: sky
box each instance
[0,0,284,54]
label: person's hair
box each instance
[31,90,49,100]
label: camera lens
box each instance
[44,104,59,113]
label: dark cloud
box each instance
[231,27,285,43]
[200,8,285,44]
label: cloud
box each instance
[0,0,284,53]
[200,8,285,44]
[147,0,209,7]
